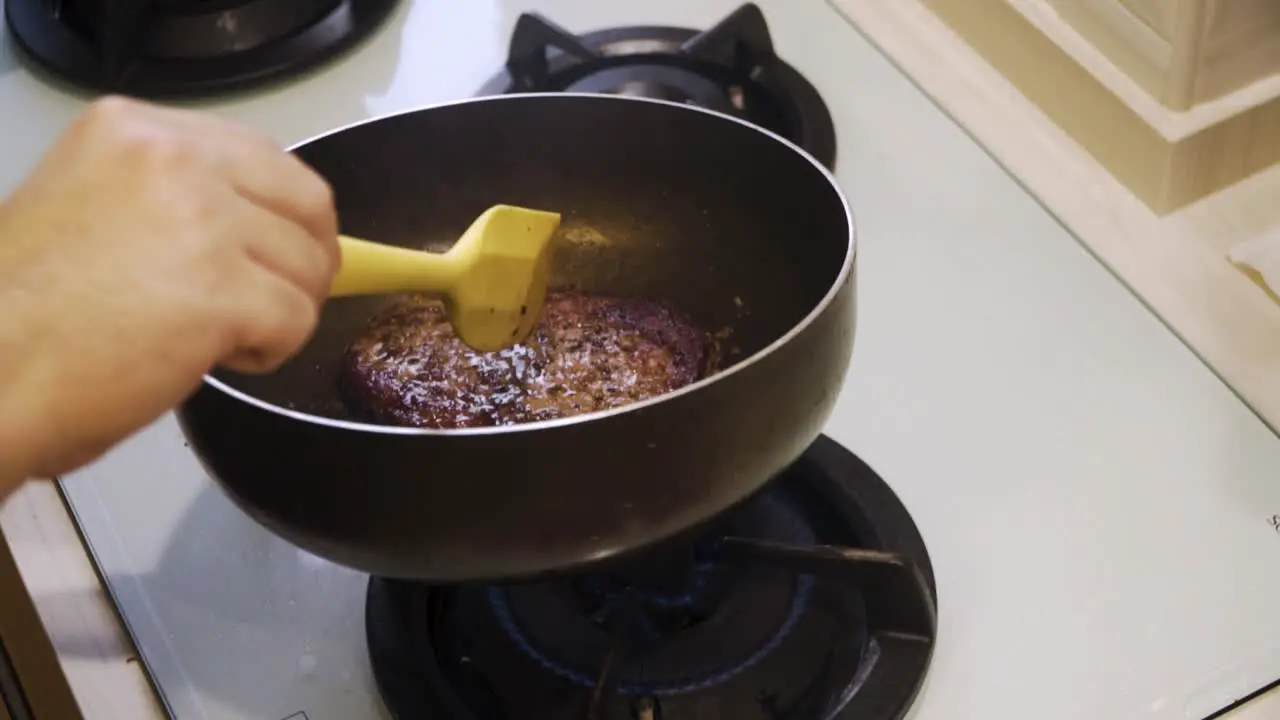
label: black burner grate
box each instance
[477,4,837,170]
[486,489,821,698]
[487,575,816,697]
[365,436,936,720]
[4,0,398,96]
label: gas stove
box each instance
[7,0,1280,719]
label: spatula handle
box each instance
[330,236,460,297]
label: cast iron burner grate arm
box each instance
[480,3,838,169]
[578,538,936,720]
[506,12,602,91]
[678,4,776,75]
[583,589,640,719]
[506,4,777,92]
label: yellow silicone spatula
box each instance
[330,204,562,352]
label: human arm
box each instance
[0,96,340,499]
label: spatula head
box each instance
[444,204,562,352]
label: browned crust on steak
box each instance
[340,292,710,429]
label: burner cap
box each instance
[4,0,399,97]
[477,4,837,170]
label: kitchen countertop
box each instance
[1,0,1280,717]
[851,0,1280,441]
[831,0,1280,717]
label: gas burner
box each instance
[366,435,936,719]
[4,0,398,97]
[477,4,837,170]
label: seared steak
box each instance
[340,292,711,429]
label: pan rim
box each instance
[198,92,857,436]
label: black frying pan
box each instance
[176,93,856,582]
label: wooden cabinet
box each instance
[1047,0,1280,110]
[908,0,1280,213]
[1118,0,1177,39]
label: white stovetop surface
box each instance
[4,0,1280,718]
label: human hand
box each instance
[0,96,338,482]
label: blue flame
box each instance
[487,572,814,696]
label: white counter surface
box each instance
[2,0,1280,718]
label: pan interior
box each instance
[215,95,852,425]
